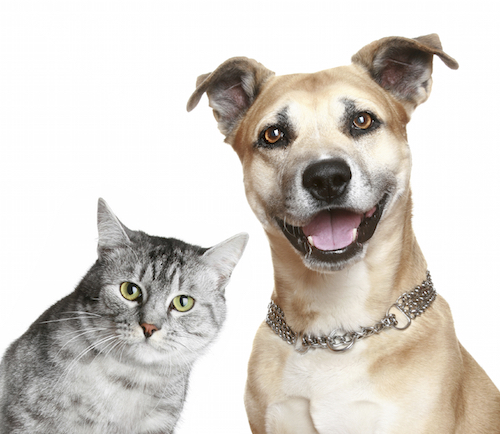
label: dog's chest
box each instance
[282,346,401,433]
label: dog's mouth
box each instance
[276,195,388,266]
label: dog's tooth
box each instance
[352,228,358,241]
[307,236,315,247]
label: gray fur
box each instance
[0,199,248,434]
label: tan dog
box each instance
[187,34,500,433]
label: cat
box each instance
[0,198,248,434]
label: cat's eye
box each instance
[120,282,142,302]
[171,295,195,312]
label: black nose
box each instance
[302,158,352,203]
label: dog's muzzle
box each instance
[276,158,389,267]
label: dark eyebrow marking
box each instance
[340,98,382,138]
[254,106,297,149]
[275,107,294,131]
[341,98,360,126]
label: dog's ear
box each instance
[186,57,275,138]
[352,34,458,112]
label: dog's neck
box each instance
[267,191,428,336]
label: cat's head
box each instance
[77,198,248,366]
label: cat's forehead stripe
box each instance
[138,261,149,282]
[165,261,181,283]
[134,257,181,288]
[170,270,180,293]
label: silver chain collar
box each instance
[266,271,436,354]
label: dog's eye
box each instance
[353,112,373,130]
[263,126,284,145]
[257,124,291,149]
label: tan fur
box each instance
[188,34,500,433]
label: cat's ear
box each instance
[202,233,249,287]
[97,198,131,257]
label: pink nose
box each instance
[141,323,159,338]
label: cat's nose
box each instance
[140,323,159,339]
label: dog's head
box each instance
[188,35,458,272]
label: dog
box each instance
[187,34,500,433]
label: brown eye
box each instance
[263,126,284,144]
[353,112,373,130]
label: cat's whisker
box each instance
[40,313,102,325]
[60,334,118,379]
[178,351,194,367]
[60,326,111,338]
[62,311,102,318]
[118,341,128,363]
[99,337,122,359]
[169,338,197,356]
[56,328,110,356]
[41,317,91,324]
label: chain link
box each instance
[266,271,436,354]
[266,301,298,345]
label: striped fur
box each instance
[0,199,248,434]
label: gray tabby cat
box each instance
[0,198,248,434]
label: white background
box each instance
[1,1,499,432]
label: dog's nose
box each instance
[302,158,352,203]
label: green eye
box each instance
[120,282,142,302]
[172,295,195,312]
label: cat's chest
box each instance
[66,357,186,433]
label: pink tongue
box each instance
[303,210,362,251]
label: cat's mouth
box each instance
[276,195,387,267]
